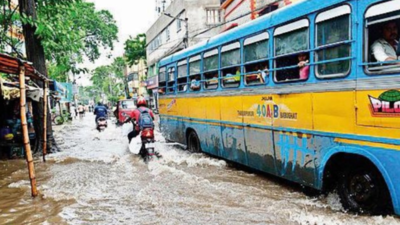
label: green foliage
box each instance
[124,33,146,66]
[0,0,118,79]
[89,57,128,104]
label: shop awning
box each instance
[0,53,49,81]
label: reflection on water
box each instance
[0,115,399,225]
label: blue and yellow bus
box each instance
[157,0,400,215]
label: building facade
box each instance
[0,0,26,56]
[220,0,303,30]
[124,59,147,98]
[146,0,222,109]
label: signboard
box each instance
[146,76,158,89]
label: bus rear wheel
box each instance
[338,164,392,215]
[187,131,201,153]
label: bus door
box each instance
[243,95,276,175]
[220,95,247,165]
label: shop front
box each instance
[146,75,159,113]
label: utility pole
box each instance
[163,13,189,48]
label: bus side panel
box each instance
[313,91,356,134]
[242,95,276,175]
[204,97,222,156]
[273,131,316,187]
[244,128,277,175]
[220,96,247,165]
[273,93,316,186]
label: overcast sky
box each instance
[79,0,157,85]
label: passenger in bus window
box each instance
[298,53,310,79]
[225,67,241,83]
[190,76,201,91]
[371,21,400,64]
[259,65,269,83]
[209,74,218,84]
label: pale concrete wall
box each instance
[146,0,221,67]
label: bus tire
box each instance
[187,131,201,153]
[337,163,392,215]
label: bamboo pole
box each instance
[18,64,38,197]
[42,81,48,162]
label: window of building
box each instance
[221,42,241,88]
[166,27,170,41]
[167,67,175,93]
[177,60,188,92]
[315,5,351,78]
[189,55,201,92]
[158,67,166,95]
[206,8,222,26]
[177,15,182,32]
[365,0,400,74]
[274,19,310,82]
[203,49,219,90]
[244,32,270,85]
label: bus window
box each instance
[203,49,219,90]
[316,5,351,78]
[244,32,269,85]
[365,0,400,74]
[274,19,309,82]
[177,60,188,92]
[158,67,166,95]
[189,55,201,92]
[244,61,269,85]
[167,67,175,94]
[221,42,241,88]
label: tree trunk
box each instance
[19,0,58,153]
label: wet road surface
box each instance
[0,115,399,224]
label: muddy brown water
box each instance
[0,115,399,225]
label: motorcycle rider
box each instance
[126,97,155,143]
[94,102,108,125]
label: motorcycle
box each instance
[139,128,161,163]
[96,117,108,132]
[122,113,161,162]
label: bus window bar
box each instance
[314,40,354,51]
[244,57,273,66]
[161,58,354,84]
[270,56,354,72]
[274,40,354,60]
[220,64,242,70]
[274,50,311,60]
[360,59,400,66]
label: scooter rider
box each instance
[94,102,108,124]
[127,97,155,143]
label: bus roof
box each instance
[159,0,350,67]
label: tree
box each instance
[111,56,128,97]
[124,33,146,66]
[1,0,118,81]
[1,0,119,152]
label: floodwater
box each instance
[0,114,399,225]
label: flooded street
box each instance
[0,115,399,225]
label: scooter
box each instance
[96,117,108,132]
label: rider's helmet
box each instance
[137,97,147,107]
